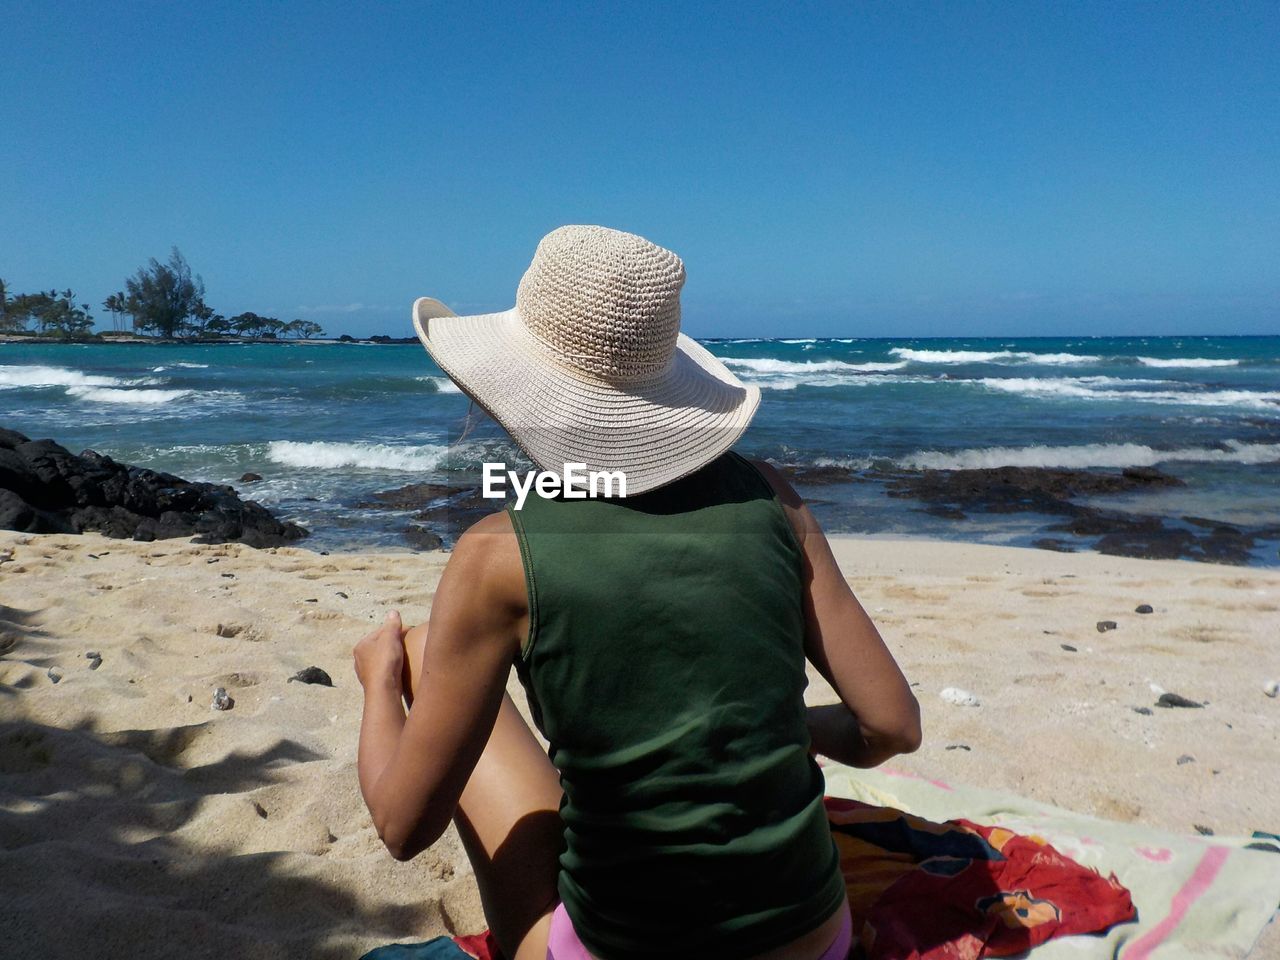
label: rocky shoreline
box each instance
[343,460,1277,566]
[2,425,1273,564]
[775,461,1279,565]
[0,428,307,548]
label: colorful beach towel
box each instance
[826,797,1134,957]
[824,764,1280,959]
[362,770,1145,960]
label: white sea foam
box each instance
[414,376,462,394]
[976,377,1280,409]
[266,440,450,471]
[151,362,210,372]
[725,357,908,375]
[754,373,915,391]
[779,338,817,344]
[891,348,1100,365]
[900,440,1280,471]
[65,386,194,405]
[1136,356,1240,368]
[0,364,135,389]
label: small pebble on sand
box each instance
[1097,620,1117,633]
[1156,692,1203,709]
[289,666,334,687]
[940,687,980,707]
[1264,680,1279,699]
[1060,643,1078,652]
[47,667,62,684]
[1132,706,1153,715]
[1135,604,1154,614]
[211,687,235,711]
[1177,754,1195,765]
[1194,824,1215,836]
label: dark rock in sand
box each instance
[1096,620,1117,633]
[403,525,445,551]
[1031,538,1076,553]
[1156,692,1203,709]
[240,472,263,483]
[1135,604,1154,614]
[47,667,62,684]
[1132,706,1153,715]
[0,488,72,534]
[0,428,307,547]
[1194,824,1215,836]
[1177,754,1195,765]
[1060,643,1078,652]
[289,666,333,687]
[211,687,234,711]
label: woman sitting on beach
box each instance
[354,226,921,960]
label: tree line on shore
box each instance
[0,248,325,340]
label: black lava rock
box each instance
[288,666,334,687]
[240,472,263,483]
[403,525,445,551]
[1135,604,1154,614]
[1097,620,1118,633]
[1156,692,1203,709]
[0,428,307,547]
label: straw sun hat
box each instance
[412,225,760,495]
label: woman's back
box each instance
[509,452,846,960]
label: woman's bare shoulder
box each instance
[447,510,527,600]
[745,458,813,544]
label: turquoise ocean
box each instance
[2,335,1278,563]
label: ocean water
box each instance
[2,335,1278,562]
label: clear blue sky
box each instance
[2,1,1277,338]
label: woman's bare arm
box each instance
[355,511,527,860]
[752,460,922,767]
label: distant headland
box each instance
[1,246,414,345]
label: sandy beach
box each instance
[2,530,1277,959]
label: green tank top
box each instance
[507,451,846,960]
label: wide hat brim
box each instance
[412,298,760,495]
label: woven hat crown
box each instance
[515,225,686,381]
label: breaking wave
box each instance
[725,357,908,375]
[1136,356,1240,368]
[899,440,1280,471]
[0,364,159,389]
[65,386,194,405]
[266,440,450,471]
[976,377,1280,410]
[414,376,462,394]
[891,348,1100,365]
